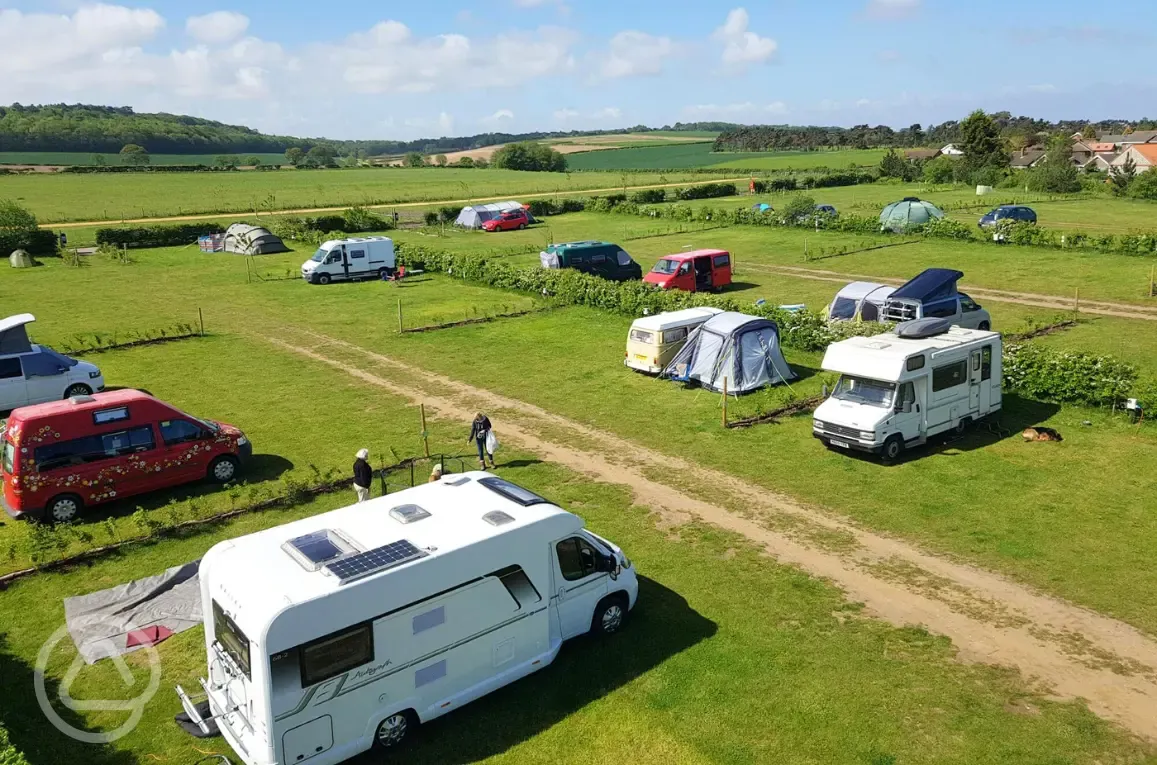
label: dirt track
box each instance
[50,176,753,229]
[266,327,1157,742]
[749,263,1157,321]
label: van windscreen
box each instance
[309,249,327,263]
[651,259,678,275]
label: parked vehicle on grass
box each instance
[813,319,1002,461]
[978,205,1037,229]
[302,237,395,285]
[1,389,250,523]
[643,249,732,292]
[540,241,642,281]
[178,472,638,765]
[882,268,992,331]
[482,209,530,232]
[0,314,104,413]
[624,307,724,373]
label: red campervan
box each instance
[1,390,251,523]
[643,249,733,293]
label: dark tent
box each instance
[222,224,289,255]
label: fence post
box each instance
[721,377,729,428]
[1074,287,1080,314]
[198,308,205,337]
[397,300,404,333]
[1150,266,1155,298]
[420,404,430,458]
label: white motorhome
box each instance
[301,237,395,285]
[813,319,1002,461]
[0,314,104,412]
[178,472,638,765]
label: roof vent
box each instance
[482,510,515,526]
[283,529,359,572]
[895,318,951,339]
[69,395,96,404]
[444,476,471,487]
[389,504,431,524]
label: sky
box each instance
[1,0,1155,141]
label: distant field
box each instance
[404,132,720,166]
[0,152,287,167]
[566,143,889,171]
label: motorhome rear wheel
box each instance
[373,710,415,750]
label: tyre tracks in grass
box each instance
[264,326,1157,741]
[745,263,1157,321]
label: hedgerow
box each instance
[0,229,57,256]
[1003,344,1136,406]
[95,223,224,248]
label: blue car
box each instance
[979,205,1037,228]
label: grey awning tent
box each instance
[826,281,895,322]
[455,201,529,229]
[662,311,796,394]
[879,197,944,233]
[0,313,34,354]
[222,223,289,255]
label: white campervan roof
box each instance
[318,236,393,250]
[631,306,724,332]
[822,326,997,381]
[203,472,580,638]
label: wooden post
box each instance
[803,237,808,262]
[1150,266,1155,298]
[420,404,430,458]
[1074,287,1080,314]
[397,300,403,333]
[198,307,205,337]
[721,377,729,428]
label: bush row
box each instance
[268,207,393,245]
[0,229,57,256]
[1003,343,1136,406]
[95,223,225,248]
[62,164,244,174]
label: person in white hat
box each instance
[353,448,372,502]
[429,463,444,483]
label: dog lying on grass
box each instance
[1022,427,1063,442]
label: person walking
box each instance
[353,448,372,502]
[467,413,495,470]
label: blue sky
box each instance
[1,0,1154,140]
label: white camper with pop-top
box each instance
[177,472,638,765]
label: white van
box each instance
[813,319,1001,461]
[302,237,395,285]
[178,472,638,765]
[0,314,104,412]
[625,307,723,373]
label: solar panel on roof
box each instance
[324,539,427,584]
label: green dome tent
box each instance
[9,249,37,268]
[879,197,944,233]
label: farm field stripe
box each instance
[748,264,1157,321]
[48,176,754,229]
[266,328,1157,742]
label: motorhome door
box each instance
[969,350,982,411]
[893,380,923,441]
[551,536,609,640]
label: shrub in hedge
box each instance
[917,217,974,240]
[674,183,738,201]
[95,223,225,248]
[0,229,57,256]
[630,188,667,204]
[1003,343,1135,406]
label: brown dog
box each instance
[1022,427,1063,442]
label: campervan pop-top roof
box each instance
[822,325,997,380]
[202,472,579,631]
[632,306,724,332]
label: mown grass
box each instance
[566,144,890,171]
[0,152,288,167]
[0,168,727,223]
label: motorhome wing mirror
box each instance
[900,401,912,414]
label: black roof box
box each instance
[894,318,951,339]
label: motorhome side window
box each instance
[212,601,251,679]
[663,327,687,344]
[932,361,967,392]
[897,382,915,409]
[589,252,607,265]
[713,254,730,268]
[492,565,543,608]
[981,346,992,381]
[0,358,21,379]
[301,624,373,687]
[34,426,155,472]
[350,249,366,259]
[629,328,654,343]
[161,420,206,446]
[327,251,342,263]
[906,355,925,371]
[556,537,598,581]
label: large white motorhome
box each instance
[301,237,395,285]
[813,319,1002,461]
[178,472,638,765]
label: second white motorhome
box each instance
[301,237,395,285]
[178,472,638,765]
[813,319,1002,460]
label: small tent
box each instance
[662,312,796,394]
[826,282,895,322]
[455,201,530,229]
[222,223,289,255]
[879,197,944,233]
[9,249,37,268]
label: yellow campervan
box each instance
[624,307,724,374]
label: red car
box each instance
[482,209,530,232]
[643,249,733,293]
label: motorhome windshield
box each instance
[651,259,679,275]
[832,376,895,408]
[309,249,327,263]
[212,601,251,679]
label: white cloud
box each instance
[865,0,921,20]
[683,101,787,119]
[186,11,249,45]
[553,108,581,121]
[712,8,777,71]
[481,108,515,125]
[595,31,676,79]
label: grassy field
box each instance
[1,249,1154,763]
[566,144,889,171]
[0,168,737,223]
[0,152,287,167]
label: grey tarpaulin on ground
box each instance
[64,561,203,665]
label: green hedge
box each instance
[1003,343,1136,406]
[0,724,30,765]
[268,207,392,245]
[95,223,225,248]
[674,182,738,201]
[62,165,241,174]
[0,229,57,256]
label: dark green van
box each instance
[539,241,642,281]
